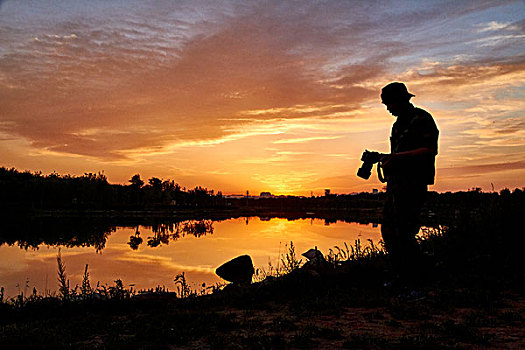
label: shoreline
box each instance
[1,248,524,349]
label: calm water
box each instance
[0,217,383,297]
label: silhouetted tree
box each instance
[148,177,162,190]
[129,174,144,188]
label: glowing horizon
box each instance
[1,1,524,196]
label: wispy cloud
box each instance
[273,136,343,144]
[477,21,516,32]
[439,160,525,176]
[0,0,524,192]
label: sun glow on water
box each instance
[0,217,382,297]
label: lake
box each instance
[0,217,384,298]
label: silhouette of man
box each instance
[379,82,439,286]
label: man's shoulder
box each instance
[412,107,437,129]
[413,107,433,119]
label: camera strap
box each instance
[377,162,387,183]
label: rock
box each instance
[302,247,331,272]
[302,247,325,263]
[215,255,255,284]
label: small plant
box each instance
[11,291,25,308]
[254,242,304,281]
[281,241,303,273]
[81,264,92,297]
[108,279,131,300]
[327,243,350,266]
[254,258,285,281]
[174,272,194,298]
[327,239,385,266]
[56,249,70,300]
[419,225,446,240]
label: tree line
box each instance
[0,167,224,209]
[1,167,523,219]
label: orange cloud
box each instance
[1,1,524,193]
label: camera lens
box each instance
[357,162,373,179]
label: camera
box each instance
[357,150,385,180]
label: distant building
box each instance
[224,194,246,199]
[260,192,272,198]
[324,189,331,196]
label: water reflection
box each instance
[1,215,380,253]
[0,216,383,298]
[130,220,214,249]
[1,216,116,252]
[0,216,216,252]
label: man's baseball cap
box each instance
[381,82,415,103]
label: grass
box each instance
[328,239,386,265]
[1,198,524,349]
[280,241,303,273]
[253,240,304,281]
[56,249,70,299]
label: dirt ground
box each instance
[176,289,525,349]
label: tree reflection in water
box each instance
[128,227,143,250]
[129,220,214,249]
[1,216,214,252]
[0,215,116,252]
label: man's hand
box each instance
[381,147,436,168]
[380,153,396,168]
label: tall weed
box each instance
[81,264,92,297]
[56,249,70,300]
[280,241,303,273]
[327,239,385,267]
[174,272,194,298]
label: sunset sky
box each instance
[1,0,524,195]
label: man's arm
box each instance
[383,110,439,167]
[381,147,436,167]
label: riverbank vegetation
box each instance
[1,190,524,349]
[2,167,523,220]
[1,166,524,348]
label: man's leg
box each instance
[381,183,405,276]
[381,182,427,285]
